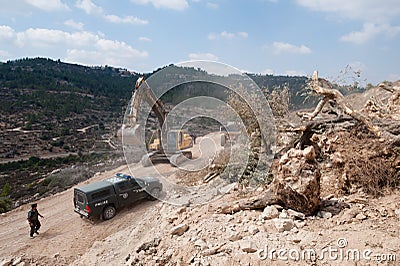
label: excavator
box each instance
[119,76,193,167]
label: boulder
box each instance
[272,148,321,216]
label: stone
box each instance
[225,214,234,222]
[279,210,289,219]
[228,231,242,241]
[0,258,13,266]
[239,240,258,253]
[378,207,388,217]
[355,213,367,221]
[53,253,60,258]
[279,153,289,165]
[177,207,187,214]
[136,238,161,253]
[194,239,207,250]
[294,220,306,228]
[287,209,306,220]
[167,215,178,223]
[395,209,400,218]
[247,225,259,235]
[303,146,316,161]
[317,211,332,219]
[337,209,358,225]
[170,224,189,236]
[261,206,279,220]
[288,148,303,158]
[273,218,295,232]
[12,257,22,266]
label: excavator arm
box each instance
[127,76,167,130]
[122,76,193,167]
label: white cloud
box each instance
[272,42,312,55]
[75,0,148,25]
[237,32,248,38]
[75,0,103,15]
[66,49,141,67]
[26,0,69,12]
[206,2,218,9]
[208,31,248,40]
[131,0,189,10]
[295,0,400,23]
[340,23,400,44]
[220,31,235,39]
[296,1,400,44]
[64,19,84,30]
[104,15,148,25]
[66,42,148,67]
[0,26,16,40]
[188,52,219,61]
[15,28,99,48]
[138,36,152,42]
[0,26,147,68]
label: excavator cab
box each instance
[166,130,193,152]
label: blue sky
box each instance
[0,0,399,84]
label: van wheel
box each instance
[149,187,161,201]
[102,205,116,220]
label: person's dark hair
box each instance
[31,203,37,208]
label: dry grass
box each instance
[329,124,399,196]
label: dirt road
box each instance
[0,163,167,262]
[0,132,222,264]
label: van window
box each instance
[91,189,111,200]
[117,181,129,190]
[76,192,85,204]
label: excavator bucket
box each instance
[117,124,143,145]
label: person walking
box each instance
[27,203,44,239]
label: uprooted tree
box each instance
[217,70,400,215]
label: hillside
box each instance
[0,58,142,211]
